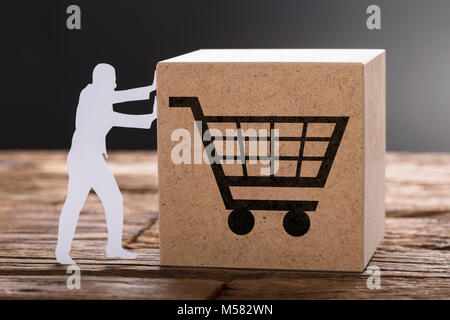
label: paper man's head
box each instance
[92,63,117,90]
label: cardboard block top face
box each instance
[157,49,385,271]
[163,49,385,63]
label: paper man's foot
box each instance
[56,253,76,265]
[106,246,137,259]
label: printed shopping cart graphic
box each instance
[170,97,349,237]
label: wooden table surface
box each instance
[0,151,448,299]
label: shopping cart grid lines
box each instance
[211,136,331,142]
[236,122,248,176]
[270,122,275,176]
[314,117,349,185]
[296,122,308,177]
[215,155,324,161]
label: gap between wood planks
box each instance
[124,216,158,249]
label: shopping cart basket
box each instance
[170,97,349,237]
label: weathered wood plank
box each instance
[0,276,224,300]
[220,276,449,300]
[0,217,447,278]
[386,152,450,217]
[0,151,448,299]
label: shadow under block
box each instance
[157,49,386,271]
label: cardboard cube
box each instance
[157,49,385,271]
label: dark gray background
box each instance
[2,0,449,151]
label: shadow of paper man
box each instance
[55,63,157,265]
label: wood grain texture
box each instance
[0,276,224,300]
[386,152,450,217]
[0,150,448,299]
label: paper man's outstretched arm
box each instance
[113,71,157,104]
[112,97,157,129]
[113,85,155,104]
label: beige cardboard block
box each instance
[157,49,386,271]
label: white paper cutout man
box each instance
[55,63,157,265]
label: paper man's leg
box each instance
[92,156,136,259]
[56,164,91,265]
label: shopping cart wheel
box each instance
[283,210,310,237]
[228,209,254,235]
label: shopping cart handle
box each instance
[169,97,199,108]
